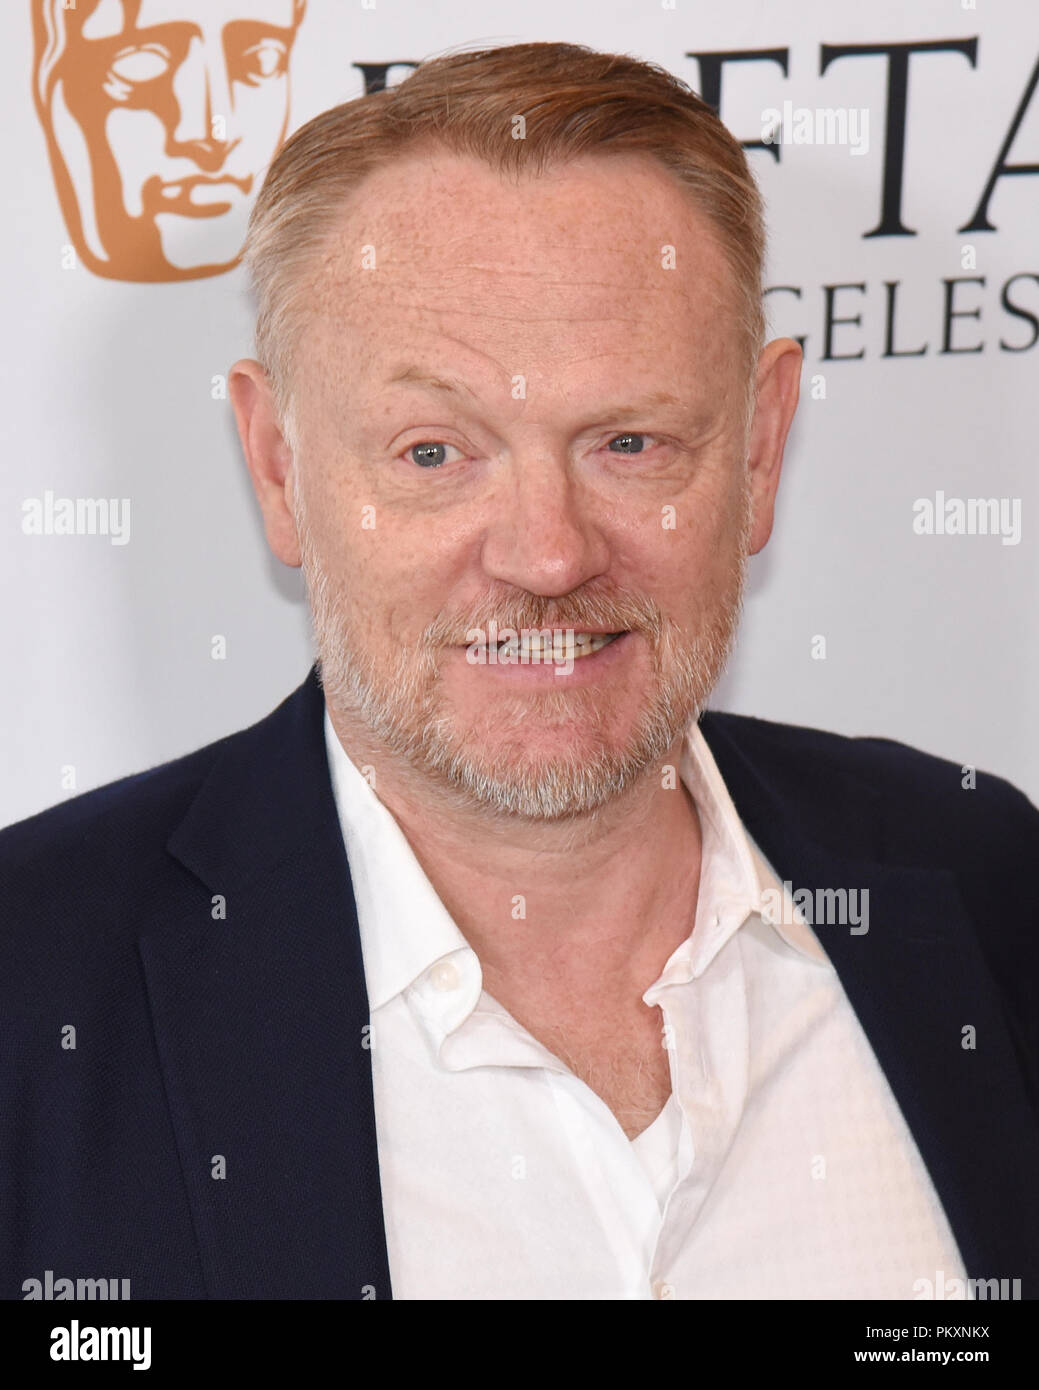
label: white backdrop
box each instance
[4,0,1037,826]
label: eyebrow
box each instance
[386,366,480,400]
[385,365,687,415]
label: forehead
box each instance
[305,149,743,393]
[78,0,297,37]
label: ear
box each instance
[745,337,802,556]
[228,359,301,567]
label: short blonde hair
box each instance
[243,40,766,429]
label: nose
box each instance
[168,35,236,168]
[479,449,611,598]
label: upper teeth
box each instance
[498,632,619,660]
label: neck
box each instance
[326,702,704,993]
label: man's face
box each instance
[285,150,766,820]
[34,0,302,280]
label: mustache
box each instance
[423,584,666,647]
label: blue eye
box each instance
[403,436,654,467]
[608,433,651,454]
[407,442,454,468]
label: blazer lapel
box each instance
[139,666,392,1299]
[136,670,1039,1297]
[701,712,1039,1296]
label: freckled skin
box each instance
[230,149,801,1138]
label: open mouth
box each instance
[469,630,627,663]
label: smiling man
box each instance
[234,142,764,1153]
[3,42,1038,1303]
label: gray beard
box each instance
[296,494,749,823]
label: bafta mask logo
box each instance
[32,0,306,281]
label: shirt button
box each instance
[429,960,460,991]
[652,1281,676,1300]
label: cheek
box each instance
[307,511,457,646]
[303,447,436,606]
[687,465,750,557]
[617,483,738,584]
[638,509,746,632]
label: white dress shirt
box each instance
[324,708,967,1300]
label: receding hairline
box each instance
[261,143,759,429]
[243,41,768,436]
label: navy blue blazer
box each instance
[2,665,1038,1300]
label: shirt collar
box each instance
[322,706,828,1019]
[323,710,471,1011]
[680,721,829,970]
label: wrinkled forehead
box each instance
[302,150,744,395]
[327,149,732,279]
